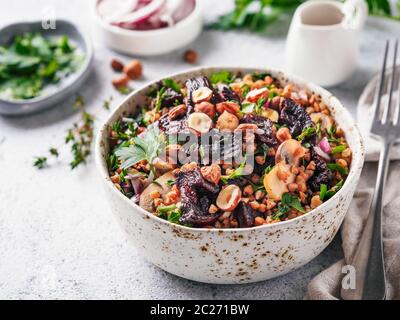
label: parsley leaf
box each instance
[281,193,306,213]
[115,125,164,175]
[210,71,235,84]
[220,157,247,184]
[331,145,346,155]
[327,163,348,176]
[163,78,181,93]
[297,127,316,141]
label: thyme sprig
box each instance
[33,95,111,170]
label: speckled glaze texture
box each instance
[95,67,365,284]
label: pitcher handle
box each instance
[343,0,368,31]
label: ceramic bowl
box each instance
[0,19,93,116]
[91,0,203,56]
[95,67,365,284]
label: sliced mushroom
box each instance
[263,163,295,201]
[261,108,279,122]
[139,171,175,212]
[153,157,176,175]
[275,139,305,166]
[310,112,334,131]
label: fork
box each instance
[342,40,399,300]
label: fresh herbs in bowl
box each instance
[0,32,84,101]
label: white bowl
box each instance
[91,0,203,56]
[95,67,365,284]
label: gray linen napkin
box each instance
[306,161,400,300]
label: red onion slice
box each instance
[314,146,331,161]
[319,137,332,154]
[111,0,166,24]
[98,0,139,23]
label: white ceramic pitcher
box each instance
[285,0,368,87]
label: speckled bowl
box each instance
[95,67,365,284]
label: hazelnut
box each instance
[216,111,239,131]
[216,185,242,211]
[216,101,240,115]
[192,87,213,104]
[276,127,292,143]
[243,185,254,196]
[200,164,221,185]
[255,216,265,226]
[168,104,187,120]
[249,201,260,210]
[112,75,130,88]
[311,195,323,209]
[150,190,161,199]
[123,59,143,80]
[188,112,213,134]
[209,204,219,214]
[246,88,269,103]
[183,49,198,64]
[194,101,216,118]
[111,58,124,72]
[255,155,265,165]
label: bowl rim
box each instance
[0,19,94,106]
[95,66,365,233]
[92,0,202,36]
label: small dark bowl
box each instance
[0,19,93,116]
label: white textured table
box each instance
[0,0,399,299]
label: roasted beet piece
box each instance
[185,76,218,112]
[175,168,220,226]
[241,114,278,147]
[308,148,333,192]
[160,88,184,108]
[279,98,314,138]
[217,84,241,104]
[158,114,188,135]
[234,202,263,228]
[200,129,242,165]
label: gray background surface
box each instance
[0,0,399,299]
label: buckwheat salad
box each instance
[106,71,352,229]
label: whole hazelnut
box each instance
[183,49,198,64]
[123,59,143,80]
[216,111,239,131]
[111,58,124,72]
[112,75,130,88]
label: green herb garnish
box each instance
[168,210,182,224]
[297,127,316,142]
[327,163,348,176]
[163,78,181,93]
[0,32,83,100]
[115,124,165,176]
[210,71,235,84]
[220,157,247,184]
[320,180,344,201]
[241,102,255,114]
[241,83,251,97]
[282,193,306,213]
[331,145,346,155]
[319,184,327,201]
[33,156,48,169]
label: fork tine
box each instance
[383,40,398,124]
[373,40,390,123]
